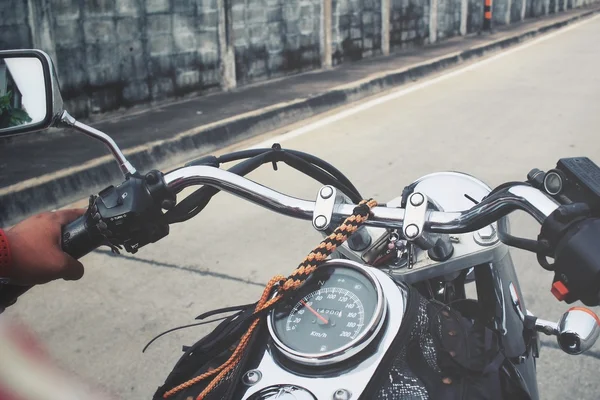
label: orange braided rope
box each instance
[163,199,378,400]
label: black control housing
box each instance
[555,157,600,211]
[90,171,173,253]
[530,157,600,213]
[551,218,600,306]
[61,170,175,257]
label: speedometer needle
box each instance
[300,300,329,324]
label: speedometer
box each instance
[268,259,386,366]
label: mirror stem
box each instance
[59,111,137,177]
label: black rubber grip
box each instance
[0,284,32,310]
[61,214,104,259]
[0,215,105,311]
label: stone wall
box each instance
[559,0,567,10]
[390,0,430,49]
[437,0,462,39]
[526,0,546,17]
[232,0,322,84]
[0,0,221,118]
[57,0,221,116]
[0,1,33,50]
[467,0,484,33]
[511,0,524,22]
[332,0,383,64]
[493,0,509,24]
[1,0,596,118]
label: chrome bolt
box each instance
[477,225,496,240]
[242,369,262,385]
[333,389,352,400]
[410,192,424,207]
[320,186,334,199]
[473,225,499,246]
[449,236,460,243]
[314,215,328,229]
[405,224,420,239]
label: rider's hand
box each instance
[4,209,86,285]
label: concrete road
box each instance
[7,14,600,400]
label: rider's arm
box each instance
[0,209,86,311]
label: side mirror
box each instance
[509,283,600,355]
[0,49,135,176]
[556,307,600,355]
[0,49,63,137]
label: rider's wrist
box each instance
[0,229,12,282]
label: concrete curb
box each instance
[1,8,598,227]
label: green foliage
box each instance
[0,90,32,128]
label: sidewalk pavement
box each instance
[1,5,599,226]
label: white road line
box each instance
[249,13,600,150]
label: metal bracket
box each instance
[403,192,428,241]
[313,185,337,231]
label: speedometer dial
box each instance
[268,260,386,366]
[285,287,366,351]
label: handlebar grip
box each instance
[0,215,105,311]
[0,284,32,311]
[61,214,104,259]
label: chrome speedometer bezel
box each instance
[267,259,387,366]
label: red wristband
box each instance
[0,229,11,277]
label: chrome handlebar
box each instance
[164,166,560,233]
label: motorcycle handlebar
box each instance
[57,166,561,260]
[53,164,600,306]
[163,166,561,233]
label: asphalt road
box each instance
[7,14,600,400]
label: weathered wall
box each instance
[52,0,221,116]
[436,0,462,39]
[332,0,383,65]
[526,0,546,17]
[511,0,524,21]
[2,0,596,118]
[467,0,484,33]
[232,0,322,84]
[0,1,33,50]
[390,0,430,49]
[0,0,222,118]
[559,0,567,10]
[493,0,509,24]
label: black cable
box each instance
[223,148,362,199]
[165,153,272,224]
[286,149,362,198]
[216,148,362,199]
[282,152,362,203]
[217,149,268,163]
[165,146,363,224]
[142,314,232,353]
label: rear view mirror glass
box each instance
[0,50,61,137]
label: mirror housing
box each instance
[556,307,600,355]
[0,49,63,137]
[509,283,600,355]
